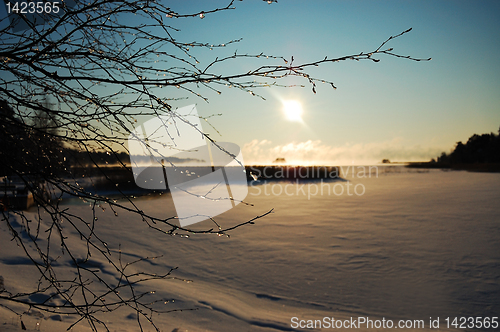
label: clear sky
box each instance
[157,0,500,165]
[3,0,498,165]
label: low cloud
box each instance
[242,139,445,165]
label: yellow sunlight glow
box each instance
[282,100,303,122]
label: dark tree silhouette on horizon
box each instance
[437,129,500,165]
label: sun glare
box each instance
[282,100,303,122]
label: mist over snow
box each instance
[242,139,445,165]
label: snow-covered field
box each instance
[1,166,499,331]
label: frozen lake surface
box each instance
[1,166,499,331]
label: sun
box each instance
[282,100,303,122]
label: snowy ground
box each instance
[1,166,499,331]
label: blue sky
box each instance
[2,0,498,165]
[156,0,500,165]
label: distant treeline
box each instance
[63,149,130,168]
[408,127,500,172]
[436,128,500,164]
[0,99,132,178]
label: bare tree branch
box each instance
[0,0,429,330]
